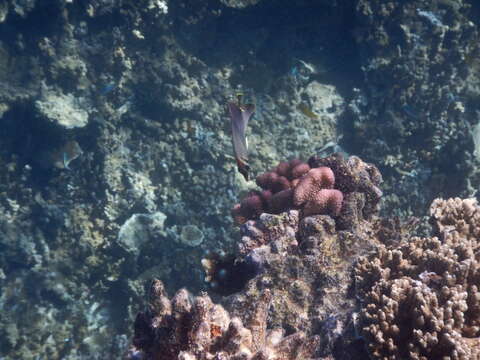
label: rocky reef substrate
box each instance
[1,0,480,359]
[128,154,480,359]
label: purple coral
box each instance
[232,157,350,224]
[293,167,335,206]
[302,188,343,217]
[293,167,343,217]
[232,154,384,225]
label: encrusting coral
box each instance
[355,198,480,359]
[126,279,320,360]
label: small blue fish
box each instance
[53,141,83,170]
[402,105,419,119]
[290,66,299,78]
[100,83,116,95]
[63,152,70,170]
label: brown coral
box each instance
[127,279,320,360]
[222,205,377,359]
[355,198,480,359]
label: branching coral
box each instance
[126,279,320,359]
[355,198,480,359]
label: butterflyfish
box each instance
[228,100,255,181]
[53,140,83,170]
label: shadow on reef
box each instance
[201,252,259,296]
[0,0,64,51]
[0,103,63,180]
[467,0,480,22]
[170,0,363,96]
[0,101,96,186]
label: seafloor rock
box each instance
[355,198,480,359]
[35,87,90,129]
[203,155,385,358]
[350,0,480,216]
[222,209,375,359]
[127,279,320,360]
[117,212,167,256]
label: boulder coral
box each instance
[355,198,480,359]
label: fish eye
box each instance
[217,269,227,279]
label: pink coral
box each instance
[231,192,265,223]
[268,188,294,214]
[275,161,291,177]
[293,167,335,206]
[233,158,345,224]
[290,162,310,179]
[302,188,343,217]
[256,171,290,193]
[256,171,279,189]
[240,193,263,216]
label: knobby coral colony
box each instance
[128,154,480,359]
[231,154,382,225]
[127,279,320,360]
[210,154,383,295]
[355,198,480,359]
[128,154,384,359]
